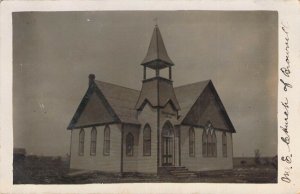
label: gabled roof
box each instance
[95,81,140,125]
[68,78,235,132]
[175,80,210,123]
[175,80,235,133]
[135,77,180,110]
[141,25,174,69]
[67,80,140,129]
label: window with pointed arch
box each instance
[103,125,110,156]
[126,133,134,156]
[207,132,213,157]
[222,132,227,157]
[212,131,217,157]
[79,129,85,156]
[143,124,151,156]
[202,130,208,157]
[90,127,97,156]
[189,127,195,157]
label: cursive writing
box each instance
[280,22,292,184]
[280,22,292,91]
[280,98,290,151]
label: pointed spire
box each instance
[141,25,174,69]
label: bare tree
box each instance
[254,149,261,165]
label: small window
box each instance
[90,127,97,156]
[126,133,134,156]
[79,129,85,156]
[222,132,227,157]
[103,125,110,155]
[189,127,195,157]
[212,131,217,157]
[202,130,207,157]
[143,124,151,156]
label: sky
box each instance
[13,11,278,157]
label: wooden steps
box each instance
[159,166,197,178]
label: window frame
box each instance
[143,124,151,156]
[222,132,227,157]
[212,130,217,157]
[202,130,208,157]
[126,133,134,157]
[90,127,97,156]
[79,128,85,156]
[207,131,213,157]
[189,127,195,157]
[103,125,110,156]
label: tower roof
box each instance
[141,25,174,69]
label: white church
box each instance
[67,25,236,176]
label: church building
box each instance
[67,25,236,175]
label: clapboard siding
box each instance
[123,126,139,172]
[70,124,121,172]
[180,125,233,171]
[136,103,157,173]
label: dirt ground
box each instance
[13,157,277,184]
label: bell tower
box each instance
[136,25,180,169]
[141,25,174,81]
[135,25,180,111]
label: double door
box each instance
[162,136,173,166]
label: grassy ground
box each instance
[13,157,277,184]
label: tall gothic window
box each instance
[212,131,217,157]
[90,127,97,156]
[222,132,227,157]
[126,133,134,156]
[189,127,195,157]
[79,129,85,156]
[103,125,110,155]
[143,124,151,156]
[207,132,213,157]
[202,130,207,157]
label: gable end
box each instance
[67,83,121,130]
[182,81,236,133]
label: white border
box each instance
[1,1,300,194]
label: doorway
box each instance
[162,122,174,166]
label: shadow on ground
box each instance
[13,156,277,184]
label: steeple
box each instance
[141,25,174,68]
[136,25,180,111]
[142,25,174,80]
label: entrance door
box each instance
[162,136,173,166]
[162,122,174,166]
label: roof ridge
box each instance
[94,80,140,93]
[175,79,211,89]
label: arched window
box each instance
[207,132,212,157]
[79,129,85,156]
[103,125,110,155]
[202,130,207,157]
[189,127,195,157]
[143,124,151,156]
[90,127,97,156]
[126,133,134,156]
[212,131,217,157]
[222,132,227,157]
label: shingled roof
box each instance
[95,81,140,125]
[135,77,180,110]
[68,77,234,132]
[175,80,210,123]
[141,25,174,69]
[67,80,140,129]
